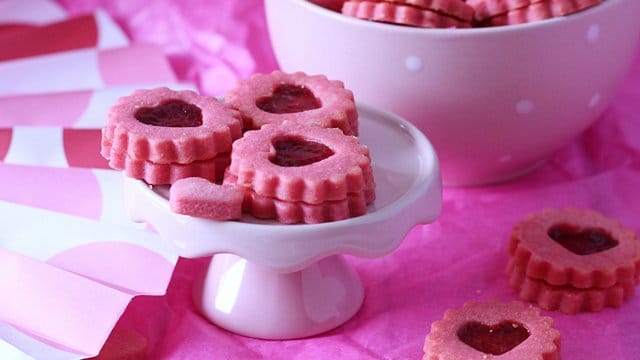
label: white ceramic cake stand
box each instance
[122,104,442,340]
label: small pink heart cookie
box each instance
[170,177,243,221]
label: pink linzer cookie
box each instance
[109,154,230,186]
[509,208,640,289]
[480,0,603,26]
[170,177,243,221]
[341,1,472,28]
[224,122,375,205]
[241,187,369,224]
[308,0,347,12]
[507,259,638,314]
[423,300,560,360]
[102,87,242,164]
[467,0,538,22]
[225,71,359,136]
[363,0,475,23]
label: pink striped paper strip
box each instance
[0,200,176,295]
[0,163,142,228]
[0,44,176,97]
[0,83,195,128]
[0,11,128,62]
[0,248,132,357]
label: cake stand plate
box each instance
[122,103,442,339]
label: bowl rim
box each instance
[280,0,622,36]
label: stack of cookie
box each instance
[506,208,640,313]
[101,87,243,185]
[340,0,474,28]
[222,122,375,224]
[467,0,604,26]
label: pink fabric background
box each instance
[56,1,640,359]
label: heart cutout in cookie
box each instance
[135,99,203,127]
[271,136,334,167]
[457,321,530,355]
[256,84,322,114]
[548,224,618,255]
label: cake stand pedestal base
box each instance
[192,253,364,340]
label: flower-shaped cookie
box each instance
[509,208,640,289]
[225,71,359,135]
[423,300,560,359]
[224,122,375,205]
[342,0,472,28]
[102,87,242,164]
[468,0,604,26]
[507,208,640,313]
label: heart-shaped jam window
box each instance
[457,321,530,355]
[256,84,322,114]
[271,136,334,167]
[547,224,618,255]
[135,99,203,127]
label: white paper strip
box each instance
[0,201,174,264]
[0,323,79,360]
[3,127,68,167]
[0,0,66,25]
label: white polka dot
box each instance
[516,100,534,115]
[589,93,601,108]
[587,24,601,43]
[405,56,423,72]
[499,155,513,163]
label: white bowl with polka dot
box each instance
[264,0,640,186]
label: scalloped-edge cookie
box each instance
[423,300,560,360]
[342,1,471,28]
[225,122,374,204]
[467,0,540,22]
[169,177,243,221]
[357,0,475,22]
[509,208,640,289]
[507,260,638,314]
[225,71,358,136]
[240,186,368,224]
[483,0,603,26]
[109,152,230,185]
[101,87,242,164]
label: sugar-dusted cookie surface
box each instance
[509,208,640,289]
[225,71,358,136]
[507,259,638,314]
[102,87,242,164]
[224,122,374,205]
[423,300,560,360]
[170,177,243,221]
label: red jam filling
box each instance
[256,84,322,114]
[134,99,203,127]
[271,136,334,167]
[547,224,618,255]
[457,321,530,355]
